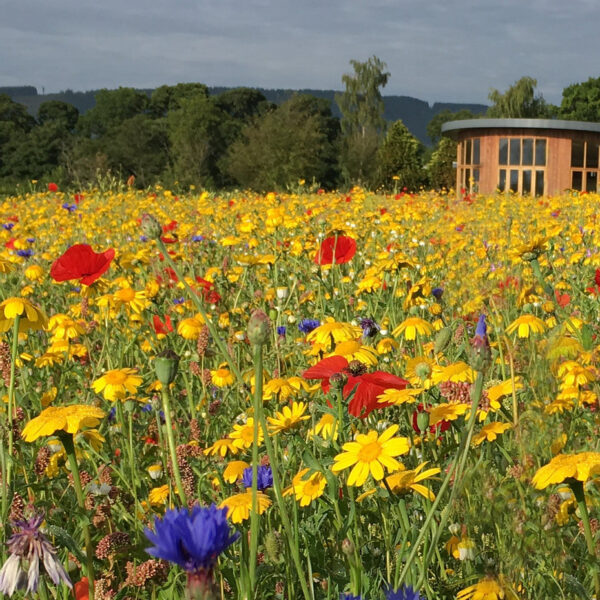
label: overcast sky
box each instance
[1,0,598,105]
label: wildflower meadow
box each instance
[1,183,600,600]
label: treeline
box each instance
[1,66,600,193]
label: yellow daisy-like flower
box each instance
[284,468,327,507]
[456,575,509,600]
[486,378,522,404]
[428,402,470,426]
[92,368,143,401]
[205,437,239,457]
[432,361,476,385]
[505,314,546,338]
[263,377,311,401]
[332,425,410,487]
[472,422,512,446]
[556,361,596,387]
[148,484,170,506]
[47,313,86,341]
[0,297,48,332]
[113,287,151,314]
[211,366,235,387]
[22,405,106,442]
[327,339,378,366]
[177,315,205,339]
[223,460,250,483]
[306,318,362,349]
[392,317,434,341]
[229,418,263,450]
[219,490,271,523]
[267,401,310,435]
[24,264,44,281]
[377,387,423,405]
[376,337,399,355]
[308,413,337,441]
[383,462,441,501]
[532,452,600,489]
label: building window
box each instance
[458,138,480,191]
[570,140,600,191]
[497,137,546,195]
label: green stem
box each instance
[160,388,188,506]
[59,432,95,600]
[156,237,245,387]
[6,315,20,490]
[249,344,262,596]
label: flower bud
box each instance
[416,411,430,433]
[155,349,180,385]
[341,538,355,556]
[140,214,163,240]
[329,372,348,390]
[434,326,452,354]
[247,310,271,346]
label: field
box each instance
[0,184,599,600]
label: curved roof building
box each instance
[441,118,600,196]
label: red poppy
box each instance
[47,182,58,192]
[195,277,221,304]
[73,193,84,205]
[554,289,570,307]
[302,355,408,418]
[153,314,174,335]
[586,269,600,295]
[50,244,115,286]
[74,578,89,600]
[314,235,356,265]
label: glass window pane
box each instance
[587,171,597,193]
[473,168,480,182]
[464,168,470,187]
[535,171,544,196]
[499,138,508,165]
[499,169,506,192]
[522,170,532,194]
[587,144,599,169]
[522,139,533,165]
[465,140,472,164]
[510,139,521,165]
[572,141,584,167]
[510,169,519,192]
[473,139,480,164]
[535,139,546,166]
[572,171,583,190]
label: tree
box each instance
[225,94,340,191]
[426,109,476,144]
[375,120,425,191]
[0,95,36,176]
[487,76,554,118]
[336,56,390,184]
[427,137,457,190]
[559,77,600,122]
[214,88,271,121]
[38,100,79,130]
[149,83,209,118]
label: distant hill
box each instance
[1,85,487,145]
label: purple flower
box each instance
[359,317,380,338]
[432,287,444,300]
[386,584,425,600]
[340,594,362,600]
[298,318,320,334]
[16,249,33,258]
[145,505,239,573]
[277,326,287,337]
[475,314,487,338]
[192,235,204,242]
[2,223,14,231]
[0,514,72,597]
[242,465,273,491]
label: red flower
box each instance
[153,314,174,335]
[47,182,58,192]
[586,269,600,295]
[314,235,357,265]
[50,244,115,286]
[412,403,451,435]
[74,577,90,600]
[302,355,408,418]
[554,289,570,307]
[195,277,221,304]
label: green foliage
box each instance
[215,88,272,121]
[336,56,390,185]
[487,76,554,118]
[225,94,340,191]
[375,120,425,191]
[427,109,476,144]
[559,76,600,122]
[37,100,79,130]
[428,137,457,190]
[149,83,209,118]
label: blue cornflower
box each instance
[432,287,444,300]
[61,202,77,212]
[2,223,14,231]
[139,235,148,242]
[173,297,185,305]
[340,594,362,600]
[277,326,287,337]
[141,403,153,413]
[26,238,35,243]
[16,249,33,258]
[298,318,320,334]
[242,465,273,491]
[108,407,117,421]
[192,235,204,242]
[359,317,380,338]
[475,314,487,338]
[145,505,239,572]
[386,584,425,600]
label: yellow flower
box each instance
[532,452,600,489]
[205,437,239,457]
[472,422,512,446]
[557,361,595,387]
[177,315,205,339]
[486,378,522,404]
[376,337,398,354]
[377,387,423,405]
[24,265,44,281]
[457,575,510,600]
[383,462,441,500]
[113,287,151,314]
[219,490,271,523]
[92,368,142,401]
[392,317,434,341]
[505,314,546,338]
[47,314,85,341]
[428,402,470,426]
[229,418,263,450]
[0,297,47,332]
[306,318,362,348]
[332,425,410,487]
[308,413,337,441]
[267,401,310,434]
[284,468,327,507]
[432,362,475,385]
[22,405,106,442]
[77,428,105,451]
[327,339,378,366]
[41,387,57,408]
[223,460,250,483]
[149,485,170,506]
[263,377,311,401]
[211,366,235,387]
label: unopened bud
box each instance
[247,310,271,346]
[140,214,163,240]
[341,538,355,556]
[434,326,452,354]
[155,349,180,385]
[329,372,348,390]
[416,411,430,433]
